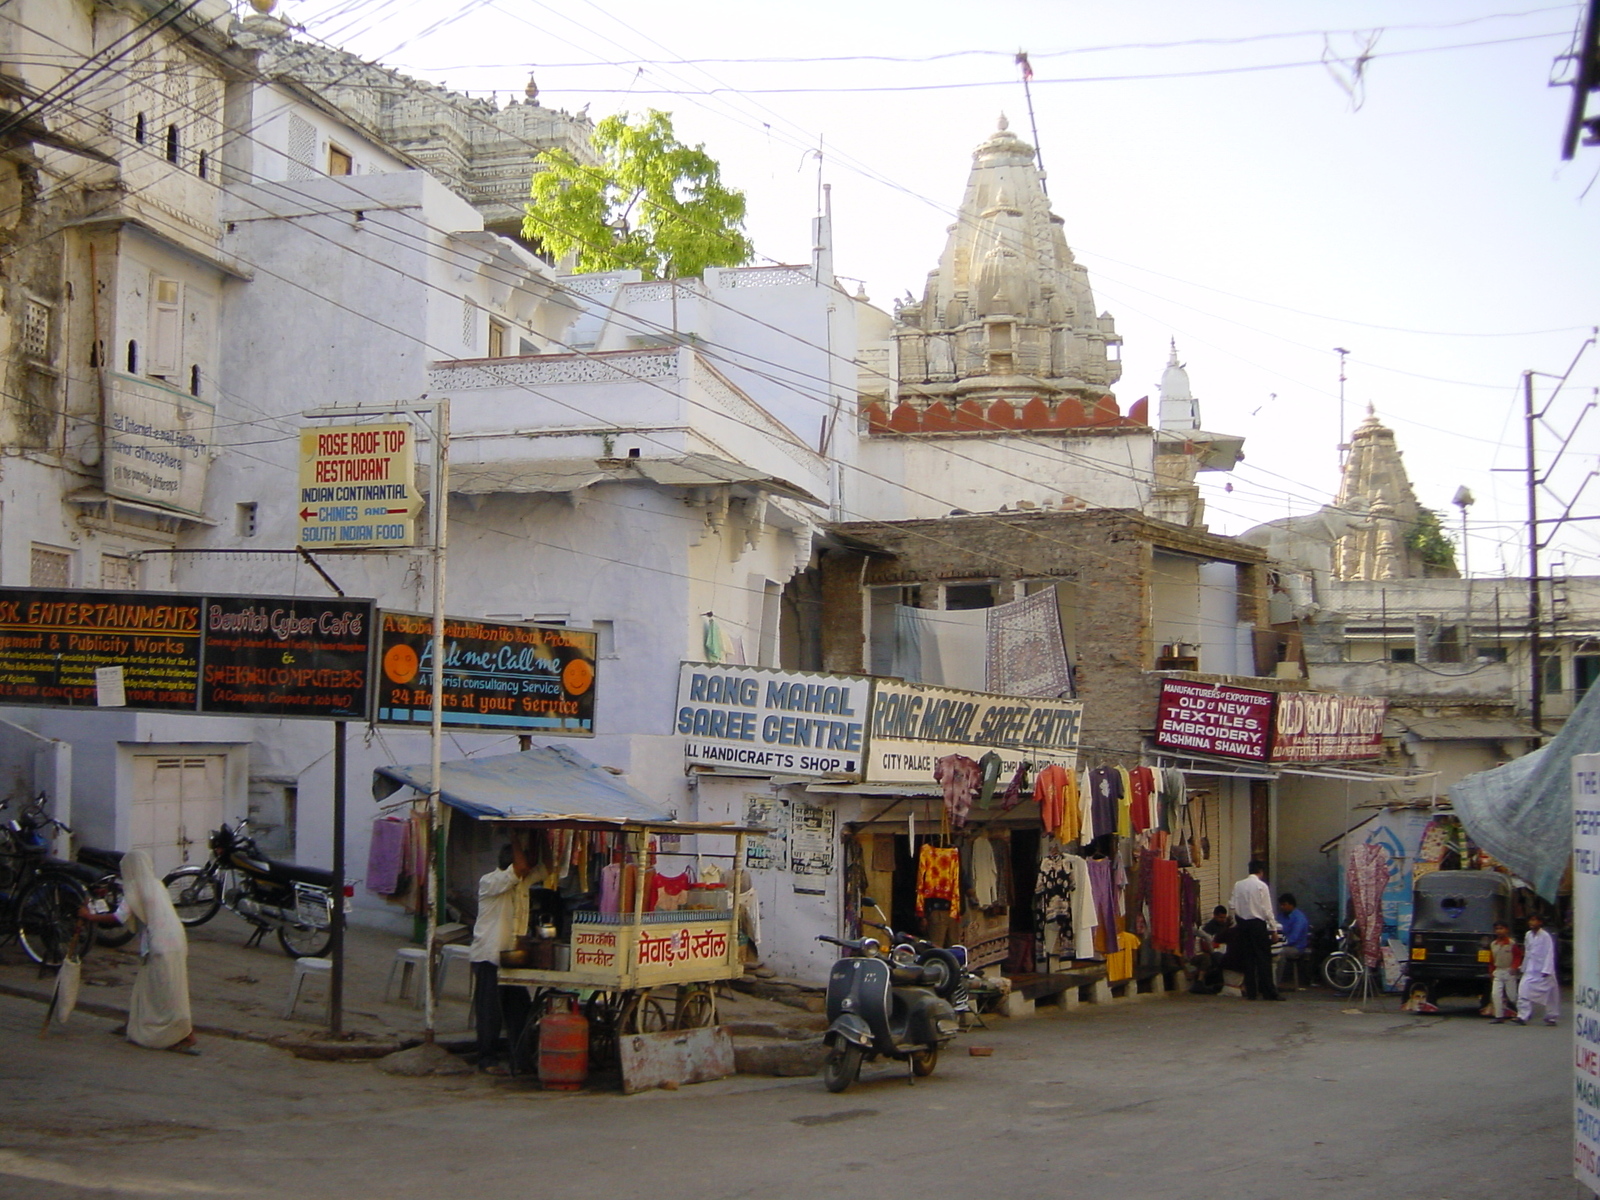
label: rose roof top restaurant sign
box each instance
[677,664,870,779]
[1153,679,1385,764]
[0,587,374,719]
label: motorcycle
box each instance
[74,845,133,949]
[860,897,973,1019]
[817,927,959,1093]
[162,819,338,958]
[0,795,98,965]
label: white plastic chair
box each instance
[384,945,430,1006]
[284,956,333,1020]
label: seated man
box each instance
[1274,892,1311,989]
[1190,906,1231,994]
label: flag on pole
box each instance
[1015,51,1034,81]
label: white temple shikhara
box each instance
[875,117,1130,433]
[1333,407,1458,580]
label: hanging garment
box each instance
[599,862,622,915]
[1088,767,1123,839]
[1115,768,1133,838]
[1347,842,1389,969]
[1151,858,1181,953]
[1179,870,1201,958]
[736,869,761,948]
[972,838,1001,908]
[934,754,982,829]
[649,870,691,912]
[915,844,962,919]
[1128,767,1155,833]
[977,751,1003,809]
[366,817,408,895]
[1034,764,1070,840]
[1086,856,1120,957]
[1033,846,1073,924]
[1105,930,1140,983]
[1078,769,1095,842]
[1065,853,1097,959]
[999,762,1030,811]
[1157,768,1184,833]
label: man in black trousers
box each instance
[1228,859,1283,1001]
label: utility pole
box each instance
[1523,371,1543,733]
[1334,347,1351,462]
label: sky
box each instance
[280,0,1600,579]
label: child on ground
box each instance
[1515,913,1560,1026]
[1487,921,1520,1024]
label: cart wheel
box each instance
[618,990,669,1035]
[674,985,717,1029]
[584,991,621,1066]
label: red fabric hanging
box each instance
[1151,858,1181,952]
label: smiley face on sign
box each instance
[562,657,594,696]
[383,643,419,684]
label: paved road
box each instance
[0,987,1578,1200]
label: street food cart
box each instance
[373,746,763,1059]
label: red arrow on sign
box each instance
[299,507,316,521]
[385,508,410,515]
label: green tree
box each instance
[1406,507,1457,573]
[523,110,753,280]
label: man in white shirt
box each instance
[1515,913,1560,1026]
[1228,860,1282,1001]
[470,837,533,1073]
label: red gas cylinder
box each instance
[537,998,589,1091]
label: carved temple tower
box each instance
[869,117,1132,434]
[1333,407,1458,580]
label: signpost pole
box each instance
[423,398,450,1044]
[330,719,346,1036]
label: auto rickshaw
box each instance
[1407,869,1514,1010]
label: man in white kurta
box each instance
[470,838,532,1072]
[1515,913,1560,1025]
[1228,860,1282,1001]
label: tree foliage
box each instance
[523,110,753,280]
[1406,507,1457,572]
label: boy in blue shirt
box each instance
[1274,892,1311,990]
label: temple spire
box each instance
[1333,409,1458,580]
[889,118,1122,420]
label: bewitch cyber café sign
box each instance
[1153,679,1385,763]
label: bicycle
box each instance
[0,796,95,967]
[1320,919,1369,994]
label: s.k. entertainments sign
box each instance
[1153,679,1385,763]
[677,664,869,778]
[867,679,1083,784]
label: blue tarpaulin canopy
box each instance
[372,744,672,824]
[1451,683,1600,902]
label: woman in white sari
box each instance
[88,850,197,1053]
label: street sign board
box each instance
[676,663,870,778]
[866,678,1082,784]
[375,611,597,735]
[297,423,422,548]
[0,591,202,710]
[201,597,374,719]
[1574,753,1600,1193]
[0,587,374,721]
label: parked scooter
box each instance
[860,899,973,1020]
[817,920,960,1093]
[162,819,337,958]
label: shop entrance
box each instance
[130,754,227,878]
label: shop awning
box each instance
[372,744,671,823]
[1397,716,1542,741]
